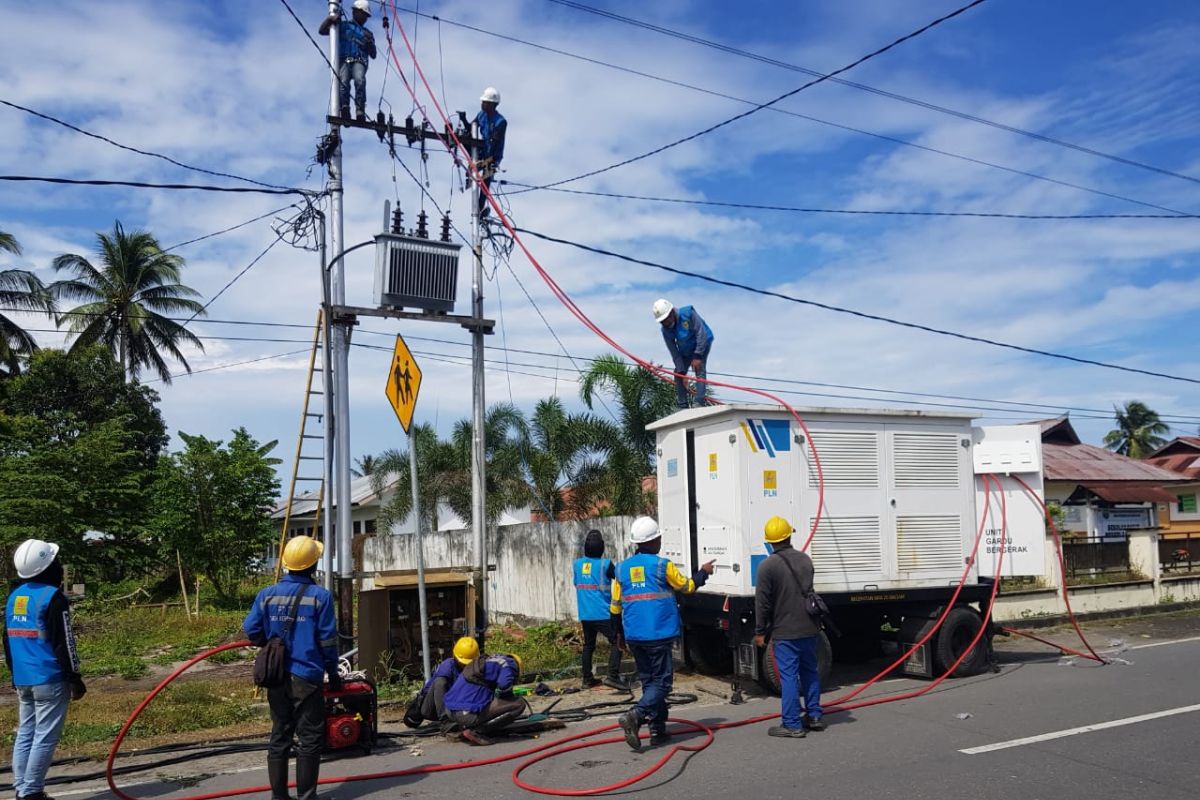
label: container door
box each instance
[742,416,800,592]
[656,427,689,565]
[886,423,974,582]
[691,422,742,593]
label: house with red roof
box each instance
[1143,436,1200,541]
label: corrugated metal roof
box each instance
[1146,453,1200,480]
[1043,440,1188,482]
[271,473,398,519]
[1148,436,1200,458]
[1077,482,1179,504]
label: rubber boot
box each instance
[295,755,322,800]
[268,757,293,800]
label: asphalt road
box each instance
[71,616,1200,800]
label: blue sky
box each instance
[1,0,1198,478]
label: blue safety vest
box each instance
[617,553,680,642]
[339,20,372,63]
[6,583,64,686]
[573,557,612,622]
[666,305,713,359]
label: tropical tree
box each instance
[446,403,531,525]
[579,355,678,515]
[0,228,55,376]
[1103,400,1170,458]
[371,425,460,534]
[50,221,205,383]
[521,397,616,520]
[352,454,378,478]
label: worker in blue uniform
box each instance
[408,636,478,726]
[652,299,714,409]
[244,536,340,800]
[4,539,86,800]
[574,529,626,690]
[613,517,714,750]
[474,87,507,217]
[443,652,524,745]
[319,0,377,121]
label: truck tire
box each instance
[758,631,832,696]
[933,606,989,677]
[685,628,733,675]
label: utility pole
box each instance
[326,2,355,648]
[409,430,431,682]
[470,136,488,642]
[317,215,335,592]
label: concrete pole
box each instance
[318,216,335,592]
[470,134,488,641]
[326,2,355,646]
[409,429,431,682]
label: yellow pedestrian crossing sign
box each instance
[385,334,422,433]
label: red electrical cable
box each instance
[998,626,1096,661]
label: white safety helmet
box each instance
[629,516,661,545]
[14,539,60,580]
[352,0,371,15]
[652,298,673,323]
[480,87,501,105]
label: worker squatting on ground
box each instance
[653,299,715,409]
[405,636,478,728]
[573,529,627,691]
[443,652,525,745]
[474,87,507,216]
[613,517,714,751]
[754,516,826,739]
[4,539,86,800]
[319,0,377,122]
[243,536,341,800]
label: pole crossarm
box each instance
[330,303,495,333]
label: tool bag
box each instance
[777,550,841,638]
[253,584,309,688]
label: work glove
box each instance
[70,680,87,701]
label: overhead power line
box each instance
[546,0,1200,187]
[0,175,309,196]
[515,226,1200,386]
[500,182,1195,220]
[163,205,298,253]
[530,0,989,190]
[0,99,294,191]
[401,7,1193,217]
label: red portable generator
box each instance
[323,679,378,755]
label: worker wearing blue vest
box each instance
[652,299,714,409]
[573,529,625,690]
[244,535,340,800]
[4,539,85,800]
[612,517,714,751]
[319,0,377,121]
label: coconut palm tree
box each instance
[446,403,531,525]
[50,221,205,383]
[521,397,616,520]
[352,454,378,478]
[579,355,678,515]
[0,229,56,376]
[1103,400,1170,458]
[371,425,459,534]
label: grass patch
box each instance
[72,607,246,679]
[1065,569,1146,587]
[487,621,587,679]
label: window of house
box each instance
[1179,494,1198,514]
[354,520,362,534]
[365,519,377,534]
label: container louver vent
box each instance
[892,432,960,489]
[808,516,882,573]
[896,514,962,572]
[806,431,880,488]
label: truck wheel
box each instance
[933,606,989,677]
[685,628,732,675]
[758,632,833,696]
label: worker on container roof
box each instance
[612,516,714,751]
[652,299,714,409]
[755,516,826,739]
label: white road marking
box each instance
[1129,635,1200,651]
[960,703,1200,755]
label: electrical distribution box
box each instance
[648,405,1046,598]
[373,232,461,313]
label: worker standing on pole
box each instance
[474,87,507,217]
[652,299,714,409]
[319,0,377,122]
[573,530,625,691]
[754,516,826,739]
[612,516,713,751]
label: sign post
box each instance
[385,335,431,681]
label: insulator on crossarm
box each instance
[416,210,429,239]
[440,214,452,243]
[391,206,404,235]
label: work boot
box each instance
[617,710,642,751]
[295,755,322,800]
[649,727,671,746]
[582,676,601,689]
[803,714,826,732]
[21,793,56,800]
[355,106,367,123]
[767,725,806,739]
[461,729,493,746]
[339,105,350,120]
[602,676,628,692]
[267,756,293,800]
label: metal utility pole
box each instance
[409,431,431,682]
[469,137,488,642]
[317,216,335,592]
[326,2,355,645]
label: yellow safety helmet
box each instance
[511,653,523,676]
[281,535,324,572]
[764,516,795,544]
[453,636,480,666]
